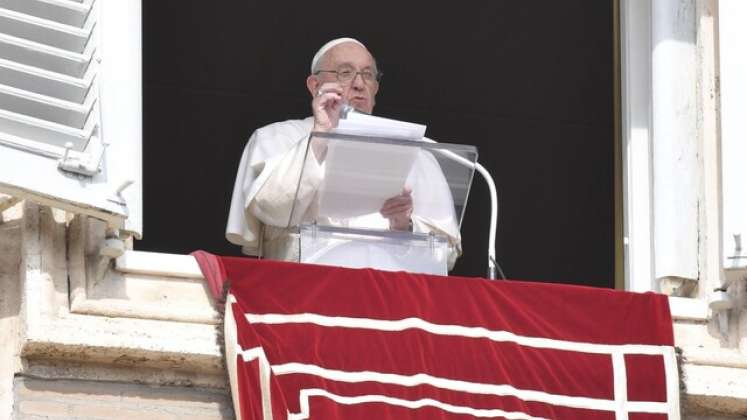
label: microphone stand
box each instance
[420,140,506,280]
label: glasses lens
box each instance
[325,67,381,84]
[359,71,375,82]
[337,69,355,83]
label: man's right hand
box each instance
[312,82,345,132]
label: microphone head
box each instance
[340,103,354,120]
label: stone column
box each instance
[652,0,700,294]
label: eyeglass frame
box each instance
[313,66,383,84]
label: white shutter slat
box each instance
[0,7,91,53]
[0,33,92,77]
[0,57,91,102]
[0,130,80,158]
[0,82,93,128]
[0,107,90,151]
[0,1,98,168]
[0,0,92,28]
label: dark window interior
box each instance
[139,1,615,287]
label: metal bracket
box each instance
[727,233,747,264]
[709,286,732,339]
[311,220,319,240]
[93,226,127,282]
[107,180,134,205]
[427,231,436,253]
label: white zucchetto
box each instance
[310,37,365,73]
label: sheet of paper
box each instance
[334,112,427,141]
[317,139,419,219]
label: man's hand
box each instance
[312,82,345,132]
[380,187,413,231]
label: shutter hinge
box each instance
[58,141,107,177]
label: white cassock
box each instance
[225,117,462,269]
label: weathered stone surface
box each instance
[13,376,233,420]
[0,206,22,420]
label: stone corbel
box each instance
[0,193,20,215]
[18,203,225,387]
[67,215,220,324]
[708,268,747,343]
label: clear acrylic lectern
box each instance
[284,131,477,275]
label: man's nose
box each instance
[350,72,365,90]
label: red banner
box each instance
[204,256,678,420]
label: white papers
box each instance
[317,139,418,219]
[333,111,426,141]
[307,112,428,219]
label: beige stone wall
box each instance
[0,201,231,420]
[13,376,233,420]
[1,200,23,420]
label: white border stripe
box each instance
[238,346,274,420]
[223,297,246,420]
[245,312,672,356]
[237,311,678,418]
[271,362,671,414]
[612,351,629,420]
[228,292,275,420]
[663,346,681,419]
[287,388,549,420]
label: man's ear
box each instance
[306,75,319,98]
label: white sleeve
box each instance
[249,137,324,227]
[226,124,317,255]
[225,132,262,254]
[407,150,462,270]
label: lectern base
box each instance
[298,224,449,276]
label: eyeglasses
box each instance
[314,66,383,84]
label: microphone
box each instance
[340,102,355,119]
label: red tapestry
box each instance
[198,255,679,420]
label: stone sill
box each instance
[669,296,709,322]
[116,250,204,279]
[115,251,718,324]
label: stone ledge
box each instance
[670,297,709,321]
[116,250,204,279]
[13,376,233,419]
[683,363,747,417]
[21,315,223,375]
[22,359,227,389]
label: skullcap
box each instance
[311,37,365,73]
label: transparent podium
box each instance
[285,132,477,275]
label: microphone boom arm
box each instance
[421,140,505,280]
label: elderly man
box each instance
[226,38,461,268]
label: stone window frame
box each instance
[619,0,747,324]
